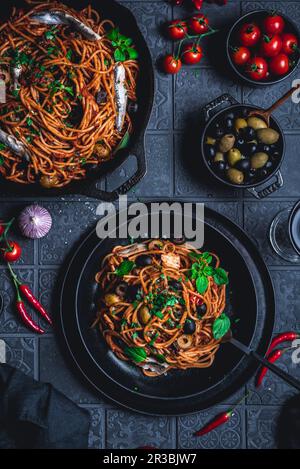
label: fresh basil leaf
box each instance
[155,354,166,363]
[127,47,138,60]
[0,155,4,166]
[124,346,147,363]
[196,275,209,294]
[212,313,231,340]
[125,38,133,46]
[107,28,119,42]
[0,143,7,151]
[189,251,202,260]
[213,267,229,286]
[114,130,130,153]
[114,48,126,62]
[153,311,164,319]
[115,260,135,277]
[203,266,214,276]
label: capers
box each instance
[219,134,235,153]
[206,136,216,145]
[115,282,128,298]
[251,152,269,169]
[227,148,242,167]
[257,128,280,145]
[138,305,151,325]
[234,118,247,132]
[40,175,59,189]
[94,143,110,159]
[226,168,244,185]
[247,116,268,130]
[136,255,152,267]
[214,152,225,163]
[104,293,120,306]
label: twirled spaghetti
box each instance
[93,239,229,377]
[0,0,138,187]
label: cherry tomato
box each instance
[269,53,290,76]
[2,241,22,263]
[181,43,203,65]
[281,33,299,55]
[231,46,251,66]
[163,54,182,74]
[167,20,188,41]
[263,14,285,35]
[239,23,261,47]
[0,221,5,237]
[246,57,268,81]
[260,34,282,58]
[188,14,210,35]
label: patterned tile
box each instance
[0,337,36,376]
[39,336,106,405]
[38,269,58,332]
[242,1,300,21]
[87,408,105,449]
[178,406,245,449]
[271,270,300,331]
[246,406,281,449]
[0,268,36,334]
[106,410,176,449]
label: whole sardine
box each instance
[31,10,102,41]
[0,129,31,161]
[11,64,22,91]
[114,64,128,133]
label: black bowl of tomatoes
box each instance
[227,10,300,85]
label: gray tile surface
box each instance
[0,0,299,450]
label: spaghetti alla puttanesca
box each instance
[94,239,230,377]
[0,0,138,187]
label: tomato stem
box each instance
[175,28,218,59]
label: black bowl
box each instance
[227,10,300,86]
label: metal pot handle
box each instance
[247,170,284,199]
[203,94,239,122]
[80,137,147,201]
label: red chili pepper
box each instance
[266,332,300,356]
[16,298,45,335]
[192,0,203,9]
[194,409,233,436]
[19,284,52,325]
[256,348,288,387]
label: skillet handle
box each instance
[80,137,147,201]
[247,170,283,199]
[202,93,238,122]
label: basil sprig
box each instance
[124,346,147,363]
[189,251,229,294]
[107,28,138,62]
[114,260,135,277]
[212,313,231,340]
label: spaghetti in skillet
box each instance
[94,239,230,377]
[0,0,138,187]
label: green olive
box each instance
[40,175,58,189]
[219,134,235,153]
[251,152,269,169]
[104,293,120,307]
[227,148,242,167]
[234,118,247,132]
[247,116,268,130]
[214,152,225,163]
[138,305,151,325]
[227,168,244,185]
[206,136,216,145]
[257,128,280,145]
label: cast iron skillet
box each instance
[201,94,285,199]
[0,0,154,201]
[59,205,275,415]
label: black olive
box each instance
[265,161,274,170]
[272,150,281,159]
[196,303,207,316]
[269,144,278,155]
[136,255,152,267]
[205,144,216,158]
[242,143,257,156]
[241,108,249,118]
[236,137,245,147]
[224,117,234,130]
[235,158,251,172]
[214,160,226,173]
[258,168,268,179]
[115,281,128,298]
[224,111,235,120]
[169,280,183,291]
[17,158,29,171]
[126,285,140,301]
[172,236,186,245]
[214,128,225,139]
[242,127,256,141]
[183,319,196,335]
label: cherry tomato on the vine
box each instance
[181,43,203,64]
[246,57,268,81]
[263,14,285,35]
[0,221,5,237]
[269,53,290,76]
[2,241,22,263]
[188,14,210,35]
[239,22,261,47]
[231,46,251,66]
[163,54,182,74]
[260,34,282,58]
[281,33,299,55]
[167,20,188,41]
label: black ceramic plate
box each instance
[59,206,275,415]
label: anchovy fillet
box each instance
[0,129,31,161]
[31,10,102,41]
[11,64,22,91]
[114,64,128,133]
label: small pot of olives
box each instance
[201,94,285,199]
